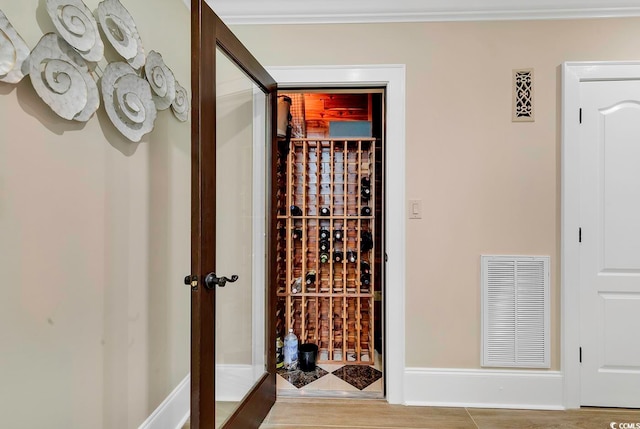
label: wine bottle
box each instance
[320,252,330,264]
[319,229,330,240]
[292,228,303,239]
[305,270,316,285]
[290,205,303,216]
[360,261,371,274]
[333,250,344,263]
[291,277,302,294]
[360,272,371,286]
[361,187,371,201]
[320,207,330,216]
[360,231,373,252]
[361,206,372,216]
[361,177,371,201]
[346,250,357,263]
[333,229,343,242]
[319,240,330,253]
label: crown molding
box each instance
[194,0,640,25]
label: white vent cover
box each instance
[481,255,550,368]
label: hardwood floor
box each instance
[259,398,640,429]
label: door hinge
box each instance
[579,227,582,243]
[579,347,582,363]
[579,108,582,124]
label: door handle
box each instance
[204,272,239,289]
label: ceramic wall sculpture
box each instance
[29,33,99,122]
[45,0,104,62]
[97,0,145,70]
[102,61,157,142]
[171,81,189,122]
[0,10,30,84]
[144,50,176,111]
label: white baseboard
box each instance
[138,374,190,429]
[139,365,262,429]
[404,368,564,410]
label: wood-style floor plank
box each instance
[468,407,640,429]
[259,398,640,429]
[262,399,476,428]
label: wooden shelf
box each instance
[276,138,376,365]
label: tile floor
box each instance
[277,352,383,398]
[260,397,640,429]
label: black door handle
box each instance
[204,272,239,289]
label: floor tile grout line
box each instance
[464,407,481,429]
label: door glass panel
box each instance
[215,46,267,428]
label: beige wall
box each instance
[0,1,191,428]
[231,17,640,371]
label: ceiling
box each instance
[203,0,640,24]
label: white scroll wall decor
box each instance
[145,50,175,111]
[102,61,157,142]
[29,33,100,122]
[171,81,189,123]
[45,0,104,63]
[1,2,190,141]
[97,0,145,70]
[0,10,30,84]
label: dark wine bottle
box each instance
[333,250,344,263]
[320,207,330,216]
[319,240,330,253]
[319,229,330,240]
[320,252,330,264]
[333,229,343,242]
[361,206,372,216]
[360,261,371,274]
[361,187,371,201]
[292,228,303,239]
[361,177,371,201]
[360,272,371,286]
[360,231,373,252]
[305,271,316,285]
[346,250,357,263]
[290,205,303,216]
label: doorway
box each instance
[267,65,406,405]
[274,89,385,398]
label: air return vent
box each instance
[481,255,550,368]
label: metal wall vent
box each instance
[481,255,550,368]
[512,68,534,122]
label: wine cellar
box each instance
[276,137,377,364]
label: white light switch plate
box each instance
[409,199,422,219]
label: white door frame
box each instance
[562,61,640,408]
[267,64,406,405]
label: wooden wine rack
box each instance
[276,138,376,365]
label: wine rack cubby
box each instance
[276,138,376,364]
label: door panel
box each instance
[191,1,278,427]
[579,80,640,407]
[214,47,267,427]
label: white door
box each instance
[579,80,640,408]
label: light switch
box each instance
[409,199,422,219]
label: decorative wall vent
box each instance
[512,68,534,122]
[481,255,550,368]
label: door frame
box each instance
[561,61,640,409]
[191,1,278,427]
[267,65,407,404]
